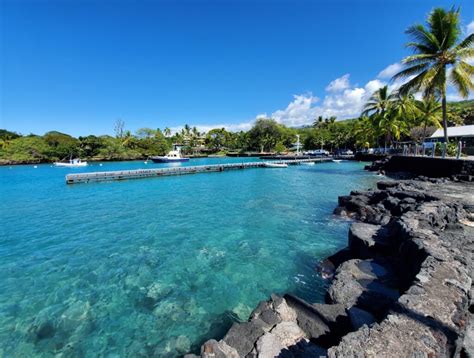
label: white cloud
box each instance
[325,74,350,92]
[377,63,403,79]
[272,94,320,127]
[175,57,473,133]
[467,21,474,35]
[365,79,386,94]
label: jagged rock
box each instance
[348,307,376,330]
[310,303,348,326]
[223,321,266,356]
[283,295,330,339]
[273,296,298,322]
[328,313,453,357]
[398,255,471,331]
[317,248,352,279]
[201,339,239,358]
[377,181,399,190]
[255,332,284,358]
[327,259,400,318]
[459,314,474,357]
[270,321,306,347]
[382,196,400,213]
[348,222,391,258]
[249,299,282,328]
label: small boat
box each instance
[264,162,288,168]
[332,159,343,163]
[54,158,88,167]
[150,145,190,163]
[301,162,315,166]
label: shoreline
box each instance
[185,176,473,357]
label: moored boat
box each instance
[263,162,288,168]
[54,158,88,167]
[150,145,190,163]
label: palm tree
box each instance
[362,86,398,149]
[393,7,473,147]
[354,116,377,149]
[362,85,396,117]
[313,116,324,128]
[414,97,442,141]
[164,127,171,137]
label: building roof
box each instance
[430,125,474,138]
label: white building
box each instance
[429,125,474,155]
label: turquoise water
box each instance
[0,158,378,356]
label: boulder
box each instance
[348,222,391,258]
[327,259,400,318]
[270,321,306,347]
[200,339,239,358]
[283,294,330,339]
[223,321,266,356]
[255,333,284,358]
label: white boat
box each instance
[301,162,315,166]
[54,158,88,167]
[332,159,343,163]
[264,162,288,168]
[150,145,190,163]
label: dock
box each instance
[65,158,333,184]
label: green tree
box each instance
[393,7,473,145]
[43,131,80,160]
[247,118,282,152]
[206,128,229,151]
[0,136,51,163]
[414,97,442,141]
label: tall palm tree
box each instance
[393,7,473,146]
[313,116,324,128]
[362,85,396,117]
[414,97,442,141]
[164,127,171,137]
[362,86,398,148]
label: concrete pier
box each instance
[66,158,333,184]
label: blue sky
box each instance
[1,0,473,136]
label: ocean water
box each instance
[0,158,379,356]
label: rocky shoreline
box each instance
[186,177,474,357]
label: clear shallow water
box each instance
[0,158,378,356]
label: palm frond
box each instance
[428,7,460,50]
[450,63,474,98]
[456,33,474,50]
[392,63,430,80]
[456,47,474,60]
[406,24,440,51]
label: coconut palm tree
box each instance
[354,116,377,149]
[393,7,473,147]
[414,96,442,141]
[313,116,324,128]
[362,86,399,149]
[362,85,396,117]
[163,127,171,137]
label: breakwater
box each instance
[186,178,473,357]
[65,158,332,184]
[367,155,474,180]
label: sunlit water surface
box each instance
[0,158,378,356]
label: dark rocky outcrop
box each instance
[188,178,474,357]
